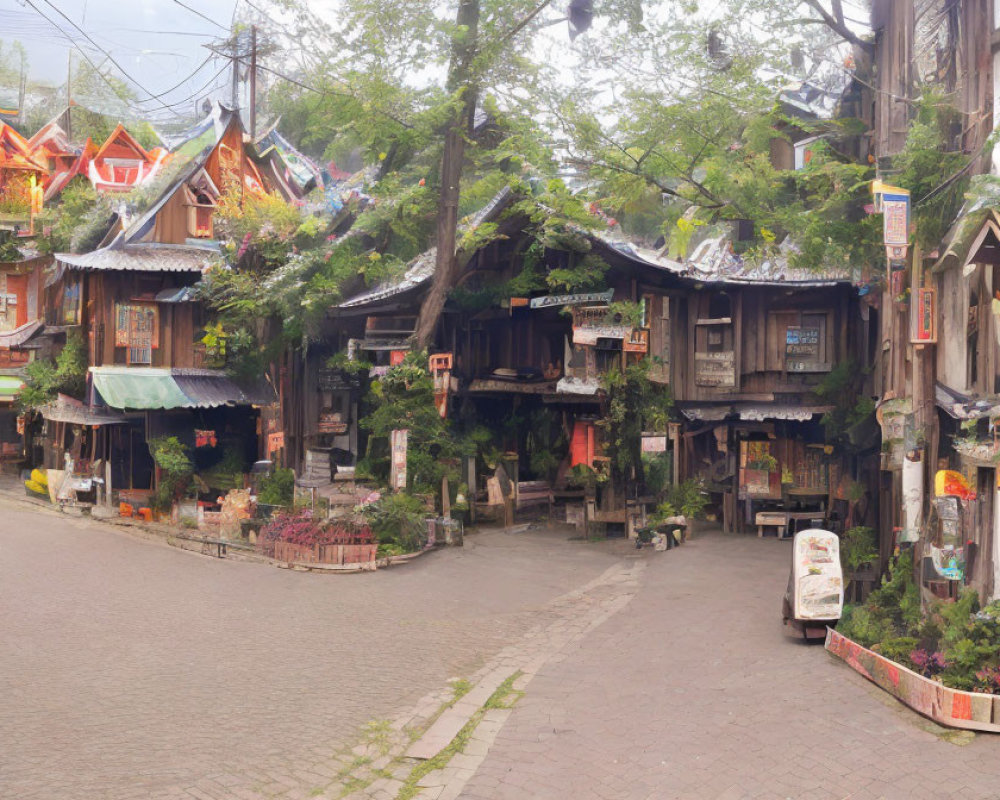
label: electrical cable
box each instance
[36,0,183,116]
[133,55,215,105]
[19,0,142,109]
[172,0,229,31]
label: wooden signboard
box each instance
[267,431,284,454]
[317,368,360,391]
[785,326,821,371]
[694,351,735,387]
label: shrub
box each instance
[257,467,295,506]
[362,492,427,553]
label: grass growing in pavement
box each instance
[395,671,523,800]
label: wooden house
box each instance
[665,236,876,537]
[27,119,89,201]
[41,114,285,498]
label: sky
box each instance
[0,0,255,119]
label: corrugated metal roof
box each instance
[91,366,276,410]
[41,396,127,426]
[337,186,517,310]
[683,236,855,285]
[339,248,437,309]
[171,368,276,407]
[0,319,43,348]
[56,242,220,273]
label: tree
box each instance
[264,0,647,345]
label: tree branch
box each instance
[801,0,873,53]
[493,0,558,48]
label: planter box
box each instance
[274,541,378,567]
[826,628,1000,732]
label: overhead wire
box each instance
[133,55,215,105]
[172,0,230,32]
[36,0,183,116]
[19,0,143,109]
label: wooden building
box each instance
[40,111,286,498]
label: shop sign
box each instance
[267,431,284,454]
[913,288,937,343]
[195,429,218,449]
[317,368,361,391]
[694,351,735,387]
[623,328,649,353]
[318,413,348,434]
[573,324,629,344]
[390,429,408,490]
[530,289,614,309]
[641,433,667,453]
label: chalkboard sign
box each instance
[318,368,361,391]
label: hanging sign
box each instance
[267,431,284,454]
[530,290,614,309]
[390,429,408,490]
[873,182,910,263]
[913,287,937,343]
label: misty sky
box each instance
[1,0,248,116]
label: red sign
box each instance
[390,350,406,366]
[914,288,937,343]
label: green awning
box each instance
[91,367,190,410]
[0,376,25,398]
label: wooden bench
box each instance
[516,481,552,517]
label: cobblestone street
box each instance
[457,530,1000,800]
[0,500,618,800]
[10,502,1000,800]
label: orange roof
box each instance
[93,123,153,166]
[0,124,47,173]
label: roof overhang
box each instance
[90,366,276,410]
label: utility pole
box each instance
[66,51,72,140]
[250,25,257,140]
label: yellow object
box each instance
[25,480,46,494]
[30,468,47,487]
[935,469,975,499]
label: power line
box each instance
[143,61,232,113]
[19,0,140,108]
[172,0,229,32]
[133,55,215,105]
[35,0,183,117]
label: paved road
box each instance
[0,501,619,800]
[458,530,1000,800]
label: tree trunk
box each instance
[413,0,481,348]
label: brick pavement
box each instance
[457,530,1000,800]
[0,501,620,800]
